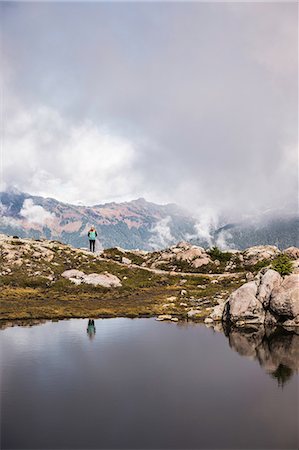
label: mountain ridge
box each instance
[0,190,298,250]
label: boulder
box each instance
[243,245,280,266]
[270,274,299,319]
[256,269,282,308]
[283,247,299,260]
[222,268,298,328]
[226,281,265,325]
[192,257,211,268]
[62,269,122,288]
[204,318,213,324]
[83,273,122,287]
[156,315,173,321]
[176,246,208,262]
[62,269,85,279]
[122,256,132,265]
[283,316,299,327]
[209,303,227,321]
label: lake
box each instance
[1,318,298,449]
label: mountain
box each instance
[0,190,195,250]
[0,189,298,250]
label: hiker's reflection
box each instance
[87,319,96,339]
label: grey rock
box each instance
[228,281,265,325]
[257,269,282,308]
[270,274,299,319]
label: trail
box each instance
[93,253,243,279]
[128,263,243,278]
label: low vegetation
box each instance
[271,254,293,276]
[0,235,296,322]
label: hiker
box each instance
[87,319,96,339]
[88,226,97,252]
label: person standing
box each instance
[88,226,97,252]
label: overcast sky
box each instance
[1,1,298,218]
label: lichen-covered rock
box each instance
[270,274,299,319]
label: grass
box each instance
[0,238,245,321]
[0,269,244,322]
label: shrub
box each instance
[208,246,232,262]
[271,254,293,276]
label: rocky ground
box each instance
[0,234,298,323]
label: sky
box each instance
[1,1,298,219]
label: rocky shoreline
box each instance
[204,268,299,329]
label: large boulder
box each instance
[226,281,265,325]
[243,245,280,266]
[256,269,282,308]
[270,274,299,319]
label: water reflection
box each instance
[86,319,96,339]
[222,323,299,387]
[1,318,298,449]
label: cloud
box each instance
[1,1,297,219]
[215,230,234,251]
[149,216,174,250]
[20,199,55,225]
[2,99,141,205]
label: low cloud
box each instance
[215,230,234,251]
[149,217,174,250]
[20,199,55,225]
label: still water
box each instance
[1,318,298,449]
